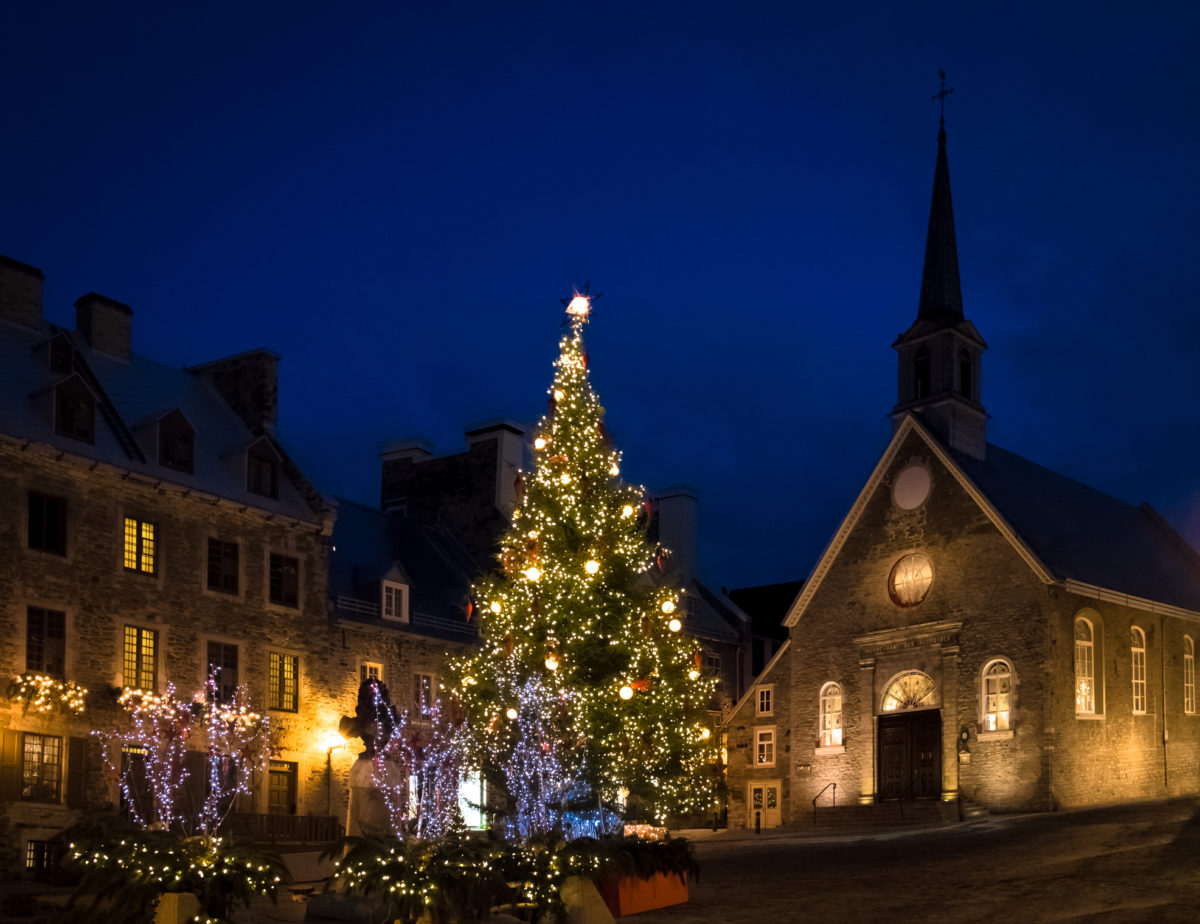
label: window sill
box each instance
[1075,713,1105,721]
[756,711,774,718]
[814,745,845,757]
[976,730,1013,742]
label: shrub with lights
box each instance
[450,293,720,824]
[64,672,284,923]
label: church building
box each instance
[724,119,1200,827]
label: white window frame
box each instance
[1131,626,1146,715]
[360,661,384,685]
[756,685,774,716]
[1075,616,1096,716]
[819,682,843,749]
[382,580,409,623]
[755,726,776,767]
[414,671,435,718]
[980,658,1014,736]
[1185,636,1195,715]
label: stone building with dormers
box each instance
[725,123,1200,829]
[0,254,354,875]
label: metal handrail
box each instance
[812,782,837,824]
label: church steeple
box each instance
[892,76,988,459]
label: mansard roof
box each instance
[786,416,1200,625]
[329,497,478,641]
[0,319,325,524]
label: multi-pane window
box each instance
[1185,636,1196,715]
[755,728,775,766]
[414,672,434,717]
[207,539,239,595]
[820,683,843,747]
[382,581,407,622]
[25,839,57,876]
[983,660,1012,731]
[123,626,157,691]
[267,760,297,815]
[158,411,194,473]
[1075,618,1095,715]
[55,379,95,443]
[207,642,239,702]
[757,686,773,715]
[361,662,383,684]
[269,653,299,712]
[28,491,67,556]
[269,553,300,607]
[123,517,156,574]
[22,733,61,802]
[247,447,279,498]
[1131,627,1146,714]
[26,607,66,678]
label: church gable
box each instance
[786,416,1051,632]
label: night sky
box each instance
[2,3,1197,589]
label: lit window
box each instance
[820,682,843,747]
[26,607,65,679]
[1185,636,1195,715]
[757,686,773,715]
[982,660,1012,731]
[414,672,434,717]
[755,728,775,767]
[123,517,156,574]
[1075,617,1095,715]
[123,625,157,691]
[268,760,297,815]
[888,554,933,607]
[22,733,61,802]
[269,653,299,712]
[207,641,239,703]
[458,771,486,830]
[25,839,55,875]
[207,539,239,595]
[881,671,936,712]
[269,553,300,607]
[1131,626,1146,715]
[361,662,383,684]
[382,581,408,622]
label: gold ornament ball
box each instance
[618,685,634,700]
[584,560,600,575]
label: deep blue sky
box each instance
[3,2,1198,588]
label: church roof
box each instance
[951,443,1200,614]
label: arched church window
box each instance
[888,554,933,607]
[914,348,931,399]
[981,659,1012,731]
[1130,626,1146,714]
[1184,636,1195,715]
[959,348,972,399]
[819,682,842,747]
[881,671,936,712]
[1075,617,1095,714]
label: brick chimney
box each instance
[75,292,133,358]
[657,485,700,576]
[188,348,279,433]
[0,254,45,329]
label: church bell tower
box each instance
[891,81,987,459]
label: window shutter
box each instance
[66,737,88,808]
[0,730,20,801]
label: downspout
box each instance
[1162,614,1169,790]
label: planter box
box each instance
[598,871,688,917]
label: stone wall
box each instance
[725,644,791,829]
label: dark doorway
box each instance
[878,710,941,801]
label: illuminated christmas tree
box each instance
[451,293,718,823]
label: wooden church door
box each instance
[878,711,941,800]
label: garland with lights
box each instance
[7,672,88,716]
[450,294,719,822]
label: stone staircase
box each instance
[809,798,973,830]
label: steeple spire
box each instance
[917,72,963,325]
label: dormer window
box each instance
[48,335,73,374]
[247,440,280,498]
[913,348,931,400]
[382,581,409,623]
[54,376,95,444]
[158,410,194,474]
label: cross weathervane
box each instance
[931,69,954,126]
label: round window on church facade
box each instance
[892,464,931,510]
[889,553,933,606]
